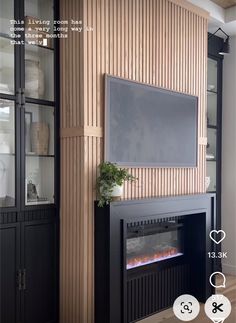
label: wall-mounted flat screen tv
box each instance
[105,75,198,167]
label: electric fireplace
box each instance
[126,220,184,270]
[95,195,215,323]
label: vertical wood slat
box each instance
[60,0,208,322]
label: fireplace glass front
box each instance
[126,220,184,269]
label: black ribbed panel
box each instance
[127,264,191,322]
[0,212,17,224]
[19,208,56,222]
[0,209,56,224]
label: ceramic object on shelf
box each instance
[205,176,211,190]
[207,84,215,91]
[0,159,7,198]
[206,154,215,160]
[0,68,14,93]
[0,141,10,153]
[0,18,11,35]
[0,83,10,92]
[31,122,49,155]
[25,59,45,98]
[27,180,38,201]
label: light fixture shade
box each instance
[219,37,230,55]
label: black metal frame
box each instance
[208,33,223,271]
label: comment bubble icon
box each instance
[209,272,226,288]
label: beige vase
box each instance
[31,122,49,155]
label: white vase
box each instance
[205,176,211,190]
[25,59,44,98]
[0,141,10,154]
[110,184,123,199]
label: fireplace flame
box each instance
[127,247,182,269]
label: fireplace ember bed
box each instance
[126,219,184,270]
[95,194,215,323]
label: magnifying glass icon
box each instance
[184,305,190,311]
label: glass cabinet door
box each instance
[206,58,218,193]
[24,0,54,101]
[24,104,55,205]
[0,0,16,208]
[0,99,15,207]
[207,58,218,93]
[0,0,15,95]
[207,92,217,127]
[24,0,55,206]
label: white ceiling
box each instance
[187,0,236,36]
[211,0,236,9]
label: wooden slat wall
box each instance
[60,0,208,322]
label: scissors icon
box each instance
[212,302,224,314]
[181,302,193,314]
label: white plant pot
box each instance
[110,184,123,199]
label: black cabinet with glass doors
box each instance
[207,33,223,271]
[0,0,59,322]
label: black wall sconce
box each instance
[208,27,230,55]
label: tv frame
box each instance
[104,74,198,168]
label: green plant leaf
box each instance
[96,162,136,207]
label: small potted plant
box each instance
[96,162,136,207]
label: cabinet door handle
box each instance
[16,89,22,105]
[21,89,25,106]
[17,269,22,290]
[22,269,26,290]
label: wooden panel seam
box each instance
[60,126,103,138]
[168,0,210,19]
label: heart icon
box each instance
[209,230,226,244]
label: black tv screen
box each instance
[105,75,198,167]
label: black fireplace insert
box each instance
[126,219,184,270]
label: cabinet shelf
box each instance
[207,90,217,95]
[207,124,217,129]
[25,42,54,53]
[26,154,54,158]
[26,200,52,206]
[0,32,11,40]
[0,153,15,156]
[206,159,216,162]
[25,97,55,106]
